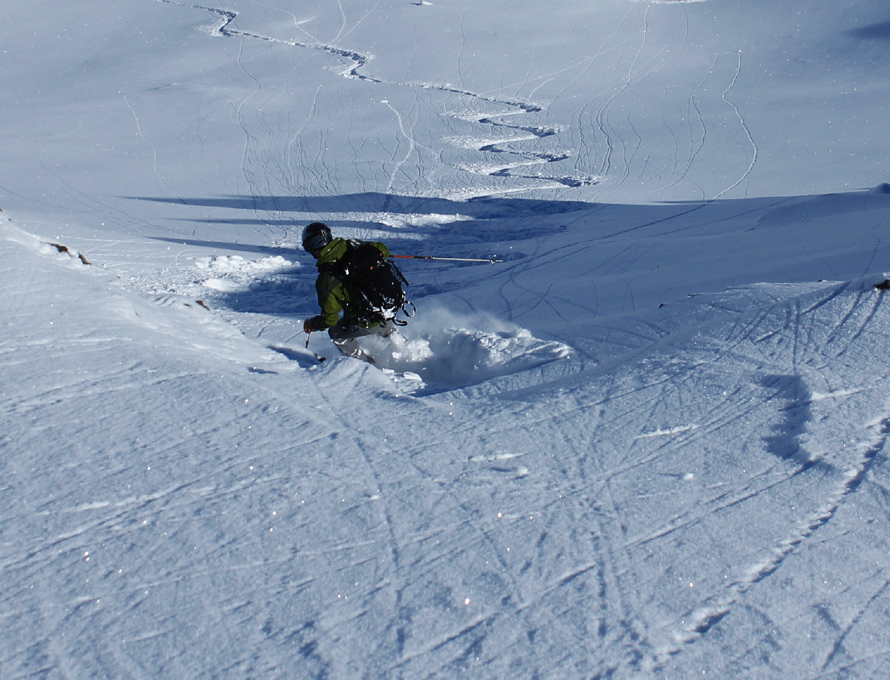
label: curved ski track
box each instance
[157,0,597,193]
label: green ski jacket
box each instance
[306,238,391,332]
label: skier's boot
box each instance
[333,338,376,365]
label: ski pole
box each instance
[390,254,502,264]
[304,330,326,363]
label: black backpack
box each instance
[322,240,413,325]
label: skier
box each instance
[301,222,400,362]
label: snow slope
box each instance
[3,0,890,677]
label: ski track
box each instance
[635,284,890,670]
[7,268,890,676]
[397,278,890,674]
[418,284,884,674]
[569,4,758,201]
[655,411,890,668]
[156,0,596,193]
[9,4,887,678]
[711,51,758,201]
[156,0,758,212]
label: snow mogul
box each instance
[301,222,412,363]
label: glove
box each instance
[303,318,315,334]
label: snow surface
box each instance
[3,0,890,677]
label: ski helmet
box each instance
[302,222,332,253]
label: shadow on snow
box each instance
[129,188,890,389]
